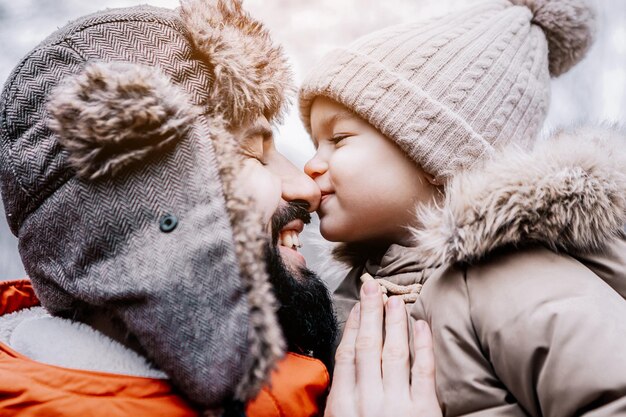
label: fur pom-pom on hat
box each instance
[511,0,596,76]
[180,0,294,125]
[48,61,197,180]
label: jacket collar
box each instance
[361,244,431,284]
[413,124,626,268]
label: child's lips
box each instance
[318,192,335,217]
[320,192,334,205]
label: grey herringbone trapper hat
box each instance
[0,0,292,409]
[300,0,596,181]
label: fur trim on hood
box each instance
[180,0,294,126]
[412,124,626,268]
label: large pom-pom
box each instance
[48,62,197,180]
[512,0,596,76]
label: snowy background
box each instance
[1,0,624,280]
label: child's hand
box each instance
[325,280,442,417]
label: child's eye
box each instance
[330,134,350,145]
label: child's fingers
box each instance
[381,296,411,398]
[332,303,360,391]
[356,280,385,399]
[410,320,439,408]
[325,303,361,417]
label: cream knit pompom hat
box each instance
[299,0,596,181]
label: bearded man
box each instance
[0,1,336,415]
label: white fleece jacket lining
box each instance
[0,307,166,379]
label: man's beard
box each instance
[266,202,338,369]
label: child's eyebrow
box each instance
[324,109,356,130]
[312,107,357,145]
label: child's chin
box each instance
[319,222,350,243]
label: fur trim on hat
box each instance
[180,0,294,125]
[208,115,285,401]
[48,62,197,180]
[511,0,596,76]
[413,124,626,268]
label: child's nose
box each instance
[304,154,328,180]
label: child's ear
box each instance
[424,171,442,187]
[424,171,446,203]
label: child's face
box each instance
[305,97,439,245]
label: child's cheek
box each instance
[329,147,366,191]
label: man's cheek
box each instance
[239,161,282,225]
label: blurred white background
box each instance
[0,0,624,280]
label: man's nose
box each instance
[304,153,328,180]
[282,162,321,212]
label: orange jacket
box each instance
[0,280,329,417]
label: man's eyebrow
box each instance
[245,123,274,141]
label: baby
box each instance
[300,0,626,416]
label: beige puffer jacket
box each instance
[333,125,626,417]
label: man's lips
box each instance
[281,219,304,234]
[278,219,304,246]
[278,219,306,268]
[279,245,306,268]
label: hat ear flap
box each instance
[48,61,197,180]
[180,0,294,124]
